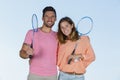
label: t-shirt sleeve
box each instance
[24,30,33,45]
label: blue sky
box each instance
[0,0,120,80]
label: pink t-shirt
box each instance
[24,29,58,76]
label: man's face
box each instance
[42,11,56,28]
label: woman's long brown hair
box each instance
[57,17,79,44]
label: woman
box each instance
[57,17,95,80]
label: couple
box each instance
[19,6,95,80]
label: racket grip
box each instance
[29,44,33,59]
[68,58,72,64]
[30,44,33,48]
[29,55,33,59]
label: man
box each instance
[19,6,58,80]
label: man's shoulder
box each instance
[52,30,57,33]
[26,29,33,33]
[51,30,57,35]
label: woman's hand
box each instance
[73,54,84,60]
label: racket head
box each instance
[32,14,38,32]
[76,16,93,36]
[31,14,38,49]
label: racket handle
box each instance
[30,44,33,48]
[68,58,72,64]
[68,49,75,64]
[29,44,33,59]
[29,55,33,59]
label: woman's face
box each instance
[60,21,73,36]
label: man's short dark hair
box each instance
[42,6,56,17]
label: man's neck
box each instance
[40,26,52,33]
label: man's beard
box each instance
[44,23,54,28]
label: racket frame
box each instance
[76,16,93,36]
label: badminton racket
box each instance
[29,14,38,58]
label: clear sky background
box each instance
[0,0,120,80]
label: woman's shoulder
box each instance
[79,35,90,41]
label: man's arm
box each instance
[19,43,33,59]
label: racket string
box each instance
[76,16,93,36]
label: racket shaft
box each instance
[67,49,75,64]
